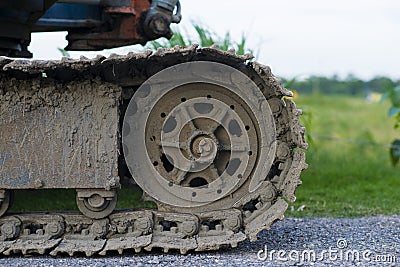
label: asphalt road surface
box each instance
[0,215,399,267]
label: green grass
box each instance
[147,22,256,57]
[9,94,400,218]
[10,186,155,213]
[288,94,400,217]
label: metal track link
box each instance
[0,208,246,256]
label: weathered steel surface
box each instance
[0,46,307,256]
[0,77,121,189]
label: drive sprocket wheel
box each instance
[122,58,307,217]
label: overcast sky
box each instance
[29,0,400,80]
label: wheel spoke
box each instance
[231,144,248,152]
[206,107,229,133]
[208,164,220,180]
[218,143,231,151]
[218,142,247,152]
[161,140,186,149]
[174,168,188,184]
[169,157,191,184]
[176,106,197,131]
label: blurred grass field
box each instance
[9,94,400,218]
[290,93,400,217]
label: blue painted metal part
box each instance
[34,3,102,30]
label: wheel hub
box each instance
[87,194,106,209]
[190,134,217,161]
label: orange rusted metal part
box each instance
[105,7,136,15]
[66,0,151,50]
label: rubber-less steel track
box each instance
[0,45,307,256]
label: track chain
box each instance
[0,45,307,256]
[0,209,246,256]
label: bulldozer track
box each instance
[0,45,307,256]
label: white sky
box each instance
[29,0,400,80]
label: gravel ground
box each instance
[0,215,398,267]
